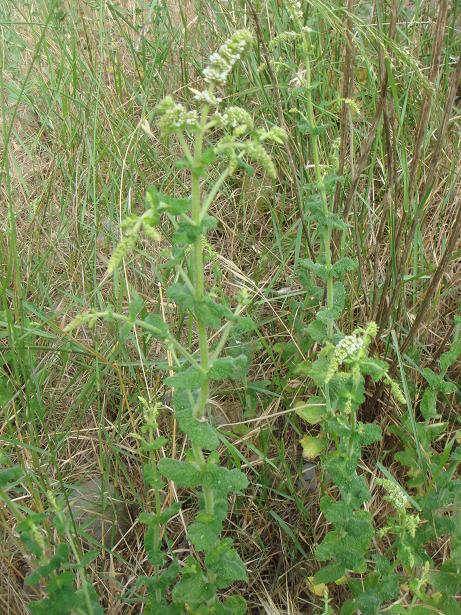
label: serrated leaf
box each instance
[203,464,248,496]
[188,513,222,552]
[167,283,195,311]
[173,215,217,244]
[172,565,215,606]
[173,390,219,450]
[208,355,248,381]
[429,560,461,594]
[332,257,357,277]
[157,458,202,488]
[306,319,328,342]
[357,422,382,445]
[319,495,352,523]
[145,187,191,216]
[306,576,328,597]
[205,538,247,589]
[421,388,438,420]
[165,367,207,390]
[316,282,345,324]
[299,259,328,280]
[143,464,164,489]
[314,562,347,584]
[218,595,247,615]
[439,337,461,374]
[300,435,327,459]
[138,503,181,527]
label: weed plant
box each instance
[1,1,461,614]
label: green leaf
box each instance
[439,337,461,374]
[332,257,357,277]
[360,358,388,381]
[167,283,196,311]
[157,458,202,488]
[319,496,352,524]
[199,296,234,328]
[205,538,247,589]
[421,368,444,391]
[218,596,247,615]
[28,573,103,615]
[173,215,217,244]
[143,464,164,489]
[188,512,222,552]
[172,561,215,606]
[294,396,326,424]
[167,284,233,329]
[138,503,181,527]
[143,313,169,340]
[429,560,461,594]
[25,544,70,587]
[306,319,328,343]
[299,259,328,280]
[357,422,382,445]
[128,293,144,321]
[145,187,191,216]
[165,367,207,390]
[0,466,22,488]
[208,355,248,381]
[421,388,438,420]
[304,346,334,386]
[316,282,346,325]
[203,464,248,496]
[173,390,219,450]
[314,562,347,584]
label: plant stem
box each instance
[301,32,334,339]
[190,103,214,515]
[301,30,335,418]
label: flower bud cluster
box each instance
[203,30,254,87]
[156,96,198,133]
[286,0,303,23]
[269,31,299,49]
[219,106,254,134]
[193,90,222,106]
[377,478,407,513]
[388,377,406,404]
[325,334,363,382]
[258,126,287,144]
[241,141,277,179]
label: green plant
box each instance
[296,325,404,612]
[383,317,461,614]
[280,3,407,611]
[65,29,285,613]
[0,463,102,615]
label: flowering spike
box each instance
[203,30,254,88]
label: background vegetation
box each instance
[1,0,460,613]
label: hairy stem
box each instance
[190,103,214,515]
[301,33,334,339]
